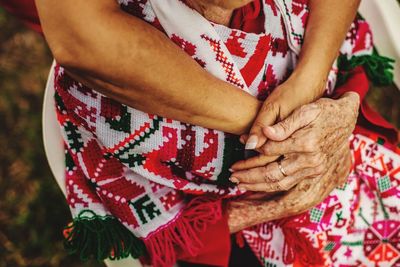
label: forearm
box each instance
[35,0,260,135]
[291,0,361,97]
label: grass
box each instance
[0,5,398,267]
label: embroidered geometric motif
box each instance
[64,121,84,154]
[310,207,325,223]
[324,242,335,251]
[130,195,161,225]
[336,181,348,191]
[201,34,245,89]
[378,175,392,192]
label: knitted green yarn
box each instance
[63,210,146,261]
[337,48,395,87]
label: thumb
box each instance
[263,103,321,141]
[245,102,280,150]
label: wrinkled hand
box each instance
[230,92,360,192]
[227,145,351,233]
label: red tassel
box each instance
[143,197,222,267]
[280,220,324,266]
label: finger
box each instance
[259,137,299,156]
[231,155,306,184]
[239,134,248,144]
[238,167,321,192]
[262,104,321,142]
[232,153,324,184]
[231,154,279,171]
[245,102,280,150]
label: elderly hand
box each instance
[229,92,360,192]
[227,143,351,233]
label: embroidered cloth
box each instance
[53,0,400,266]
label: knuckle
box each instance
[263,167,278,183]
[300,103,320,118]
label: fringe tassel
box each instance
[337,48,395,86]
[144,197,222,267]
[63,210,146,261]
[280,221,324,266]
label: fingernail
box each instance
[238,185,247,192]
[230,177,239,184]
[245,135,258,150]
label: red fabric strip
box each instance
[230,0,265,34]
[145,197,230,267]
[333,66,399,147]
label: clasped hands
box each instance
[227,84,360,232]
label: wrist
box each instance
[289,67,327,99]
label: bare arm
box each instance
[244,0,361,148]
[35,0,261,135]
[292,0,361,93]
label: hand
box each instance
[243,73,325,150]
[230,92,360,192]
[227,145,351,233]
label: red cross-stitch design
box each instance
[201,34,245,89]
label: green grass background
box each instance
[0,5,398,267]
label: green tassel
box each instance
[337,48,395,86]
[63,210,146,261]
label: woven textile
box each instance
[53,0,400,266]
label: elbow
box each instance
[50,41,83,70]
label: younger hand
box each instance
[244,73,325,150]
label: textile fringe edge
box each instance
[63,210,146,261]
[144,197,222,267]
[63,198,222,266]
[337,48,395,86]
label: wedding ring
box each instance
[278,159,288,177]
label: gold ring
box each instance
[278,160,288,177]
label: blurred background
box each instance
[0,2,399,267]
[0,5,102,267]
